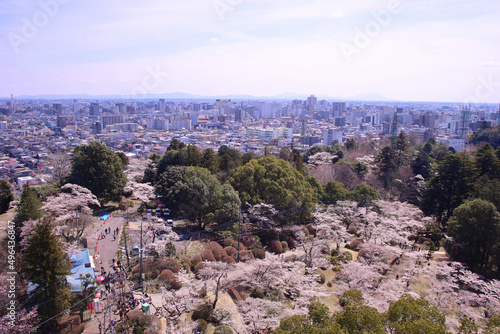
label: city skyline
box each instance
[1,0,499,103]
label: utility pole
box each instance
[236,207,242,263]
[75,209,79,246]
[139,219,143,290]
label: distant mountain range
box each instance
[1,91,396,102]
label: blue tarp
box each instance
[67,249,96,292]
[98,213,110,220]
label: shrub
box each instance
[251,289,265,299]
[408,235,417,241]
[214,325,234,334]
[339,251,353,262]
[344,244,351,249]
[180,256,191,268]
[306,223,317,236]
[164,258,180,273]
[254,248,266,259]
[196,319,208,332]
[224,246,237,259]
[331,249,339,257]
[286,237,296,249]
[347,225,358,235]
[194,262,205,274]
[241,235,256,248]
[206,241,225,260]
[269,240,283,254]
[191,254,202,264]
[350,238,364,251]
[158,269,175,283]
[332,265,341,272]
[327,281,333,288]
[164,242,176,258]
[192,304,213,321]
[222,256,236,264]
[318,273,326,284]
[281,241,289,252]
[201,249,216,262]
[239,250,255,262]
[224,238,235,247]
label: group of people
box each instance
[99,227,120,241]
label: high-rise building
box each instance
[307,95,317,113]
[53,103,62,115]
[93,122,102,134]
[332,102,346,117]
[158,99,166,113]
[235,109,243,122]
[323,129,343,146]
[114,103,126,114]
[56,116,67,128]
[89,102,100,116]
[101,115,124,128]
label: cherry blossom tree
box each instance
[236,298,291,333]
[314,207,351,250]
[42,183,100,248]
[125,158,149,183]
[196,262,232,309]
[157,270,203,331]
[0,307,38,334]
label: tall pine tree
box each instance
[24,217,72,329]
[14,185,43,241]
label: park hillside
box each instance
[1,129,500,333]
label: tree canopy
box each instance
[229,156,315,222]
[23,217,72,329]
[448,198,500,270]
[69,141,127,202]
[0,179,13,214]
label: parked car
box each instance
[166,219,173,227]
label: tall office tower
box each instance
[192,103,201,112]
[307,95,317,113]
[53,103,63,115]
[235,108,243,122]
[56,116,67,128]
[332,102,346,117]
[93,122,102,134]
[10,93,14,112]
[114,102,126,114]
[89,102,100,116]
[159,99,166,113]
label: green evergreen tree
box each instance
[374,146,398,188]
[69,141,127,202]
[475,144,500,180]
[14,185,43,238]
[24,217,72,329]
[448,199,500,270]
[323,181,350,205]
[0,179,14,214]
[386,294,447,334]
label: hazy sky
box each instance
[1,0,499,102]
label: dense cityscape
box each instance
[2,0,500,333]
